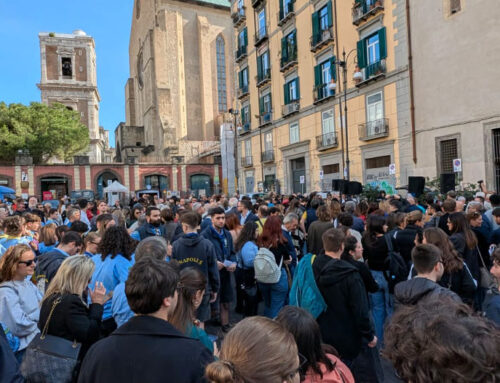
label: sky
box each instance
[0,0,134,147]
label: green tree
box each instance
[0,102,90,164]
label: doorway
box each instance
[291,157,305,193]
[40,176,70,199]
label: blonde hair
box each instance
[42,255,95,304]
[406,210,423,225]
[205,316,298,383]
[0,244,33,282]
[39,223,57,245]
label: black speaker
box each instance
[440,173,455,194]
[332,179,348,194]
[408,176,425,197]
[332,179,340,191]
[347,181,363,195]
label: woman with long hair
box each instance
[276,306,354,383]
[420,227,477,304]
[467,211,491,269]
[447,212,480,280]
[205,316,300,383]
[362,214,393,345]
[257,216,291,318]
[95,213,116,238]
[170,267,215,353]
[307,205,333,255]
[38,223,58,254]
[0,244,42,362]
[90,226,137,336]
[342,236,379,295]
[225,214,242,244]
[39,255,108,360]
[234,221,259,317]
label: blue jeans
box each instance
[258,269,289,318]
[369,270,393,346]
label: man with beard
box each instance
[137,206,167,240]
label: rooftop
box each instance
[193,0,230,9]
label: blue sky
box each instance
[0,0,134,147]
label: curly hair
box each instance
[0,244,33,282]
[98,225,137,261]
[383,296,500,383]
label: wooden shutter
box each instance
[295,78,300,99]
[330,56,337,81]
[281,36,288,63]
[257,55,262,80]
[314,64,321,87]
[378,27,387,59]
[259,96,264,114]
[284,82,290,104]
[243,28,248,46]
[312,11,319,39]
[327,1,333,27]
[357,39,366,68]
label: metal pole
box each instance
[233,112,239,194]
[343,49,350,181]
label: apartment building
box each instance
[231,0,413,194]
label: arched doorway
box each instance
[40,175,70,200]
[190,174,212,197]
[96,171,120,199]
[144,174,169,199]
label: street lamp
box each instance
[327,49,361,182]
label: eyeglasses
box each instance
[18,259,36,266]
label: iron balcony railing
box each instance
[259,111,272,127]
[313,84,335,103]
[310,27,334,52]
[255,68,271,87]
[231,6,246,26]
[237,85,249,99]
[242,155,253,167]
[235,45,248,62]
[280,46,298,71]
[278,2,295,26]
[282,100,300,117]
[352,0,384,26]
[358,118,389,140]
[261,150,275,162]
[357,59,386,86]
[316,132,338,150]
[239,122,251,135]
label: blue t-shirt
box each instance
[111,282,134,327]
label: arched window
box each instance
[216,35,227,112]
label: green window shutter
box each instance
[314,64,321,87]
[327,1,333,27]
[238,71,243,89]
[279,0,283,17]
[269,94,272,112]
[378,27,387,59]
[281,36,288,62]
[259,96,264,114]
[295,78,300,99]
[257,55,262,79]
[357,39,366,68]
[243,28,248,47]
[284,82,290,104]
[330,56,337,81]
[241,109,244,123]
[312,11,319,39]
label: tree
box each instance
[0,102,90,164]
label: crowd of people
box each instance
[0,188,499,382]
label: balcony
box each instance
[237,85,249,99]
[280,47,298,72]
[313,84,335,104]
[255,68,271,87]
[310,27,334,53]
[231,6,246,27]
[355,59,386,87]
[252,0,264,8]
[282,100,300,117]
[254,27,269,47]
[235,45,247,63]
[238,122,251,135]
[278,2,295,26]
[261,150,275,163]
[242,155,253,167]
[259,111,272,127]
[316,132,338,150]
[358,118,389,141]
[352,0,384,26]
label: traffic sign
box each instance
[389,163,396,175]
[319,170,324,180]
[300,175,305,184]
[453,158,462,173]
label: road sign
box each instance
[453,159,462,173]
[300,175,305,184]
[319,170,324,180]
[389,163,396,175]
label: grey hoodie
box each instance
[394,277,461,309]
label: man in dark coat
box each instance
[137,206,167,240]
[237,199,258,225]
[313,228,377,363]
[78,258,213,383]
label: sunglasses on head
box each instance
[18,259,36,266]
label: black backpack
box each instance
[384,233,408,292]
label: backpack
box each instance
[254,247,282,284]
[384,233,408,292]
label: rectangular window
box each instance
[321,60,332,85]
[322,109,335,134]
[440,139,458,174]
[365,155,391,169]
[262,51,269,73]
[289,80,297,101]
[290,122,300,144]
[241,67,248,87]
[241,105,250,124]
[238,28,247,48]
[238,0,244,11]
[258,9,266,38]
[61,57,72,77]
[319,5,329,30]
[265,132,273,151]
[263,94,271,113]
[245,139,252,157]
[366,34,380,65]
[366,92,383,122]
[323,164,339,174]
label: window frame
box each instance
[289,122,300,144]
[366,91,384,123]
[258,8,266,38]
[216,36,227,112]
[366,33,380,65]
[321,109,335,135]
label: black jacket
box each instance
[34,249,67,289]
[0,326,24,383]
[172,234,220,294]
[394,224,422,266]
[77,316,213,383]
[394,277,461,308]
[39,293,103,359]
[450,232,480,280]
[341,254,379,295]
[312,255,375,360]
[201,227,235,263]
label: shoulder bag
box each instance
[20,296,82,383]
[477,246,496,289]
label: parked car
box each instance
[70,189,95,204]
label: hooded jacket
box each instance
[172,233,220,294]
[394,277,461,308]
[312,255,374,360]
[34,248,68,290]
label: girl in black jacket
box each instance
[341,236,379,296]
[38,255,109,360]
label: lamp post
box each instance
[228,108,240,194]
[328,48,362,182]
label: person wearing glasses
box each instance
[0,244,43,363]
[205,316,301,383]
[83,232,101,258]
[394,244,461,309]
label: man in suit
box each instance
[237,199,258,225]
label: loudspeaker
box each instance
[440,173,456,194]
[347,181,363,195]
[332,179,348,194]
[408,176,425,197]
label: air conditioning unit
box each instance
[374,124,381,134]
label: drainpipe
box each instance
[406,0,417,164]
